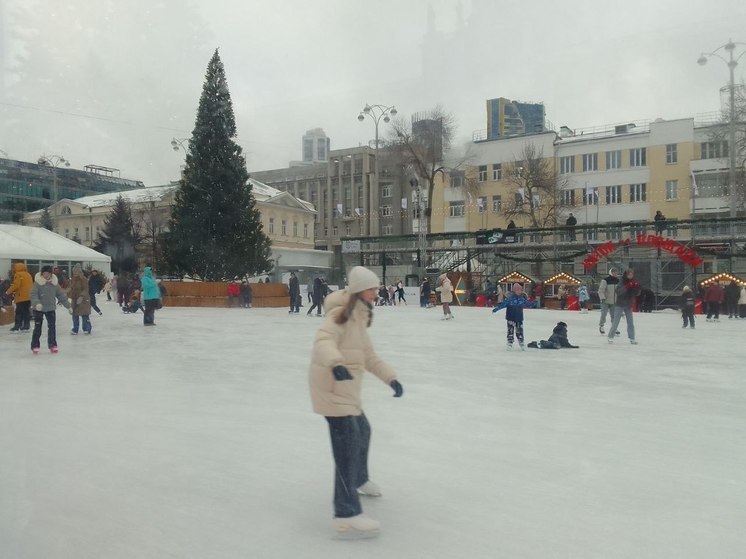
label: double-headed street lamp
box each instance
[698,39,746,219]
[37,154,70,203]
[171,137,189,154]
[357,103,397,236]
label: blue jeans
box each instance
[609,306,635,341]
[325,414,371,518]
[71,314,91,333]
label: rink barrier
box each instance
[0,305,14,325]
[159,282,289,308]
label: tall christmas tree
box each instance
[163,49,272,281]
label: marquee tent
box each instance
[0,224,111,277]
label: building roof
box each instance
[61,184,178,209]
[0,224,111,262]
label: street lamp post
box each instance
[37,154,70,203]
[698,39,746,219]
[357,103,397,236]
[171,137,189,154]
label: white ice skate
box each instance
[357,481,382,497]
[334,514,380,539]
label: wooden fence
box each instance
[0,306,13,326]
[161,282,289,308]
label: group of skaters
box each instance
[227,280,253,308]
[3,264,165,354]
[375,280,407,307]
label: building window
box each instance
[303,223,308,238]
[449,202,465,217]
[531,194,540,209]
[630,147,646,167]
[381,205,392,217]
[478,165,487,182]
[492,163,502,180]
[64,228,70,238]
[665,180,678,200]
[357,185,363,201]
[382,184,391,197]
[269,218,274,234]
[560,156,575,174]
[332,226,338,237]
[293,221,298,236]
[281,220,287,236]
[701,141,728,159]
[605,185,622,205]
[582,153,598,172]
[450,174,463,187]
[477,197,487,213]
[606,225,622,241]
[382,224,393,235]
[666,144,678,164]
[61,206,71,215]
[84,226,90,241]
[605,150,621,170]
[345,224,351,236]
[492,195,502,212]
[560,189,575,207]
[630,183,647,203]
[584,226,598,241]
[583,188,598,206]
[310,191,317,205]
[73,227,79,239]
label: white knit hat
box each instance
[347,266,380,294]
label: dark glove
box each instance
[332,365,353,381]
[390,380,403,398]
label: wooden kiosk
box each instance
[542,272,582,310]
[496,271,535,303]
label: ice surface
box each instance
[1,302,744,558]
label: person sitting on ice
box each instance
[122,289,142,314]
[527,321,579,349]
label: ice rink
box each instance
[1,301,744,558]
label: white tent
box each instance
[0,224,111,278]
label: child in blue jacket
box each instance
[492,283,537,350]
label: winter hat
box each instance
[41,265,53,274]
[608,267,617,275]
[347,266,380,294]
[72,264,83,276]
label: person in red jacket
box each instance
[704,282,724,322]
[226,281,241,308]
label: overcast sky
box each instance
[1,0,745,186]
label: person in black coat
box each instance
[527,322,579,349]
[306,277,326,316]
[87,269,104,315]
[288,272,301,313]
[565,213,577,241]
[724,280,741,318]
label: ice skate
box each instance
[629,340,638,345]
[50,346,59,353]
[608,339,614,344]
[70,330,78,335]
[519,343,525,351]
[599,326,605,334]
[32,347,40,354]
[357,481,382,497]
[506,342,513,350]
[333,514,380,539]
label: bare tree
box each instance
[134,202,169,270]
[502,143,570,229]
[389,105,457,233]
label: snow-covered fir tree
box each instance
[94,195,141,273]
[163,49,272,281]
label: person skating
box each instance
[578,284,590,313]
[288,271,300,313]
[396,279,407,305]
[68,264,92,335]
[738,284,746,319]
[5,262,33,333]
[435,272,454,320]
[527,321,579,349]
[140,266,160,326]
[420,277,431,308]
[307,277,326,316]
[680,286,695,329]
[557,284,568,310]
[607,269,641,345]
[308,266,404,538]
[703,282,724,322]
[724,280,740,319]
[598,268,620,335]
[492,283,537,350]
[239,280,252,308]
[88,269,104,315]
[30,265,71,354]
